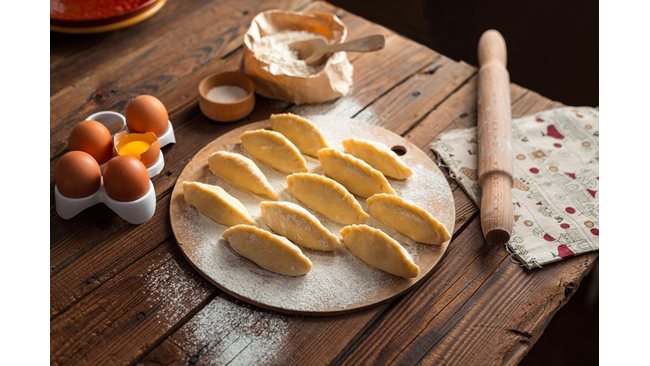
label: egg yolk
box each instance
[119,140,151,158]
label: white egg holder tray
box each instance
[55,111,176,224]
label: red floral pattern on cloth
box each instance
[431,107,599,269]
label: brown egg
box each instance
[54,151,102,198]
[103,156,151,202]
[68,120,114,164]
[125,95,169,136]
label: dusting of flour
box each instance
[175,296,290,365]
[172,116,455,313]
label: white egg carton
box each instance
[86,111,176,178]
[55,111,176,224]
[55,181,156,224]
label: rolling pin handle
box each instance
[477,29,513,246]
[478,29,507,67]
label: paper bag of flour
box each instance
[243,10,354,105]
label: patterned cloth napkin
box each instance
[431,107,599,269]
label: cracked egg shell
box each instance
[113,131,161,167]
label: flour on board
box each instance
[171,116,455,313]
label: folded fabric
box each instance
[431,107,599,269]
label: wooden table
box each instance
[50,1,598,364]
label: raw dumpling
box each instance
[270,113,328,157]
[286,173,368,224]
[240,129,307,173]
[183,181,256,226]
[318,148,395,198]
[208,151,277,199]
[367,193,450,245]
[342,138,413,180]
[340,224,420,278]
[223,224,313,276]
[260,201,339,251]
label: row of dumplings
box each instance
[182,113,450,278]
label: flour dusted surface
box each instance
[171,116,455,313]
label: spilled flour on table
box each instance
[176,296,290,365]
[215,314,290,366]
[172,116,455,313]
[142,254,212,329]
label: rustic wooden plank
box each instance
[50,0,310,104]
[50,193,175,318]
[52,26,454,365]
[51,25,435,246]
[50,0,309,157]
[290,37,440,118]
[135,131,479,366]
[53,49,473,356]
[50,68,484,366]
[331,89,594,366]
[50,0,222,90]
[147,74,548,366]
[132,48,486,364]
[333,219,506,365]
[55,49,480,366]
[51,49,392,311]
[335,221,596,366]
[405,78,530,149]
[50,94,288,318]
[50,61,264,269]
[354,58,475,134]
[51,0,361,274]
[336,218,504,358]
[137,185,476,366]
[50,1,450,315]
[49,2,593,365]
[416,253,597,365]
[51,240,215,366]
[49,0,380,159]
[50,64,524,364]
[508,86,564,115]
[140,2,389,133]
[135,62,495,366]
[139,295,383,366]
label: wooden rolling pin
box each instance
[477,29,513,245]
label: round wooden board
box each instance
[170,116,455,315]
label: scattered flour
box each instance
[174,296,290,365]
[143,255,212,328]
[172,116,455,313]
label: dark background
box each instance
[329,0,599,364]
[330,0,598,106]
